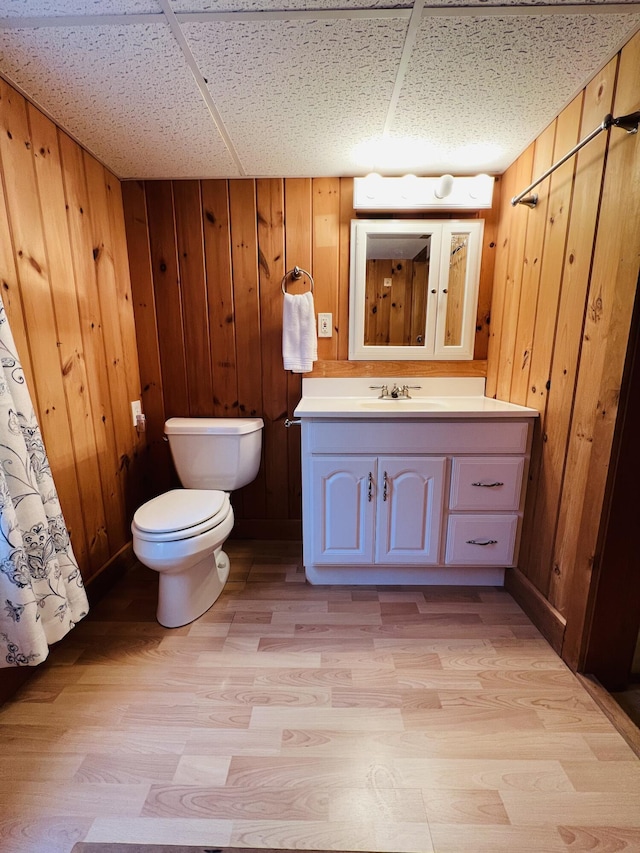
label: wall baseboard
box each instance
[232,519,302,540]
[85,541,138,607]
[578,674,640,759]
[505,567,566,655]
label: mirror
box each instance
[349,219,483,361]
[364,232,431,348]
[444,233,469,348]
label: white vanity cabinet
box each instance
[301,416,534,586]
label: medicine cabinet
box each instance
[348,219,484,360]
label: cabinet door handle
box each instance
[466,538,498,546]
[367,472,373,502]
[383,471,388,501]
[471,481,504,488]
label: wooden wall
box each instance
[487,31,640,670]
[0,79,144,585]
[122,179,496,536]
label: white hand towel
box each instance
[282,291,318,373]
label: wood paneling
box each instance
[487,32,640,672]
[0,80,142,587]
[124,180,494,532]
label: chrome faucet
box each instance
[369,384,389,398]
[370,383,422,399]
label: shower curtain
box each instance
[0,296,88,667]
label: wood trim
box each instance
[577,674,640,759]
[309,359,488,378]
[504,567,566,654]
[232,518,302,541]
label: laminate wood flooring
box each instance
[1,541,639,853]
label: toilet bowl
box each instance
[132,417,263,628]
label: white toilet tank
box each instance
[164,417,264,491]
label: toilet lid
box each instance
[133,489,228,535]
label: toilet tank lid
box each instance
[165,417,264,435]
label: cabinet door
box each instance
[433,221,483,360]
[375,456,446,564]
[310,456,376,565]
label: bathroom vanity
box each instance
[294,378,538,586]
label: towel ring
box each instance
[281,266,314,295]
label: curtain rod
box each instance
[511,111,640,208]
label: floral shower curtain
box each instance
[0,296,88,667]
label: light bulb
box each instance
[434,174,454,199]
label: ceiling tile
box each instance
[171,1,411,11]
[0,0,160,15]
[390,11,640,174]
[183,17,408,176]
[0,22,240,177]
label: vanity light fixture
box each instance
[353,173,494,210]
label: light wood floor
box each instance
[1,541,640,853]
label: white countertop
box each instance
[293,377,539,419]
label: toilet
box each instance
[132,417,264,628]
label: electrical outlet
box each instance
[318,312,332,338]
[131,400,142,427]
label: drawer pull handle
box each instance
[383,471,388,501]
[466,538,498,546]
[471,481,504,487]
[367,472,373,502]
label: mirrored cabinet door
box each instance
[433,222,483,359]
[349,219,483,361]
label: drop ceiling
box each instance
[0,1,638,179]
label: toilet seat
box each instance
[132,489,231,543]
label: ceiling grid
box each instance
[0,1,637,178]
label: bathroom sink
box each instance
[357,398,449,410]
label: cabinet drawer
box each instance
[449,457,524,511]
[445,514,518,566]
[305,419,530,454]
